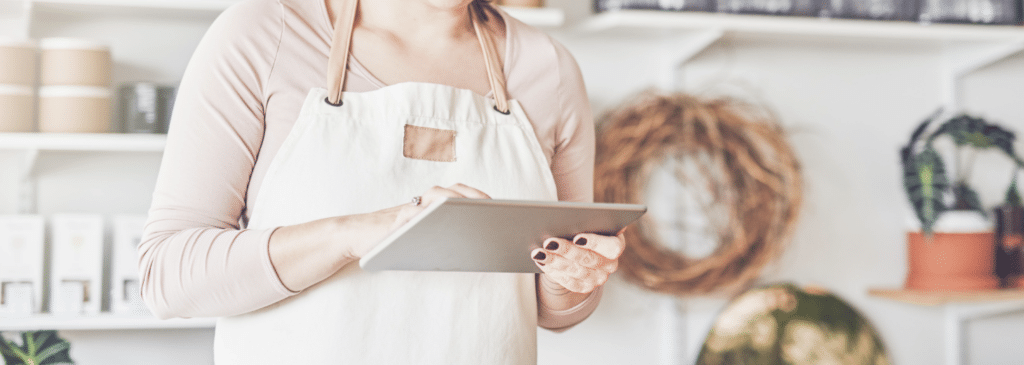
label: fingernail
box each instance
[575,237,587,246]
[533,251,546,260]
[545,241,559,251]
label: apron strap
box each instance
[325,0,358,106]
[324,0,511,113]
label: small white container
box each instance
[0,215,45,317]
[49,214,105,315]
[110,215,149,315]
[0,84,34,132]
[39,86,111,133]
[39,38,111,87]
[0,39,37,86]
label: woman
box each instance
[139,0,624,363]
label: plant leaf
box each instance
[1007,176,1023,207]
[954,183,987,217]
[0,331,75,365]
[904,147,949,234]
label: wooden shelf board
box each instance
[0,133,166,152]
[0,314,215,331]
[869,288,1024,306]
[581,11,1024,44]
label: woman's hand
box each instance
[531,230,626,294]
[390,183,491,231]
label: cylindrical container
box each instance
[158,85,177,133]
[0,39,37,86]
[0,85,34,132]
[119,83,161,133]
[904,211,999,291]
[39,86,111,133]
[994,205,1024,286]
[39,38,111,87]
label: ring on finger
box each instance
[411,196,422,206]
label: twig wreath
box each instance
[595,92,803,295]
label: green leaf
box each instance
[904,147,949,234]
[1006,177,1023,207]
[0,331,75,365]
[953,183,987,217]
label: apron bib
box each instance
[213,1,558,364]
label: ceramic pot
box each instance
[905,211,999,291]
[39,38,111,87]
[0,84,34,132]
[0,39,37,86]
[39,86,111,133]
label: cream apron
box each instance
[213,1,558,364]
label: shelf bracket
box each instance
[18,149,38,214]
[658,29,725,91]
[941,39,1024,112]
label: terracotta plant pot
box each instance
[905,211,999,291]
[905,231,999,290]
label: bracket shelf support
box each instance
[18,148,38,214]
[658,29,725,91]
[941,39,1024,113]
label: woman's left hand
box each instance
[531,230,626,294]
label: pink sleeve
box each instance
[536,38,602,331]
[138,0,296,320]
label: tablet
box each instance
[359,198,647,273]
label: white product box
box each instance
[49,214,104,315]
[110,215,148,315]
[0,215,45,317]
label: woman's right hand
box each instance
[390,184,492,232]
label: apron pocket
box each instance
[403,124,456,162]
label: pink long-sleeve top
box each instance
[139,0,600,330]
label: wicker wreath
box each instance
[595,92,803,295]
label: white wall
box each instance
[6,1,1024,365]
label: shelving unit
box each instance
[0,133,166,152]
[871,288,1024,365]
[0,315,215,332]
[25,0,565,27]
[576,11,1024,108]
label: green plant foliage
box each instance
[901,111,1023,234]
[0,331,75,365]
[903,147,948,234]
[1006,177,1023,207]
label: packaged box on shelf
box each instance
[110,215,149,315]
[0,215,45,317]
[49,214,104,315]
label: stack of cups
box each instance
[0,39,37,133]
[38,38,112,133]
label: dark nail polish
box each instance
[545,241,559,251]
[533,251,546,261]
[575,237,587,246]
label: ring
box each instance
[412,196,422,206]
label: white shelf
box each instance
[30,0,566,27]
[0,133,166,152]
[0,314,215,331]
[580,11,1024,44]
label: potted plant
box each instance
[900,111,1024,291]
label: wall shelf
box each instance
[0,133,166,152]
[29,0,565,27]
[579,11,1024,43]
[869,288,1024,306]
[0,314,215,332]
